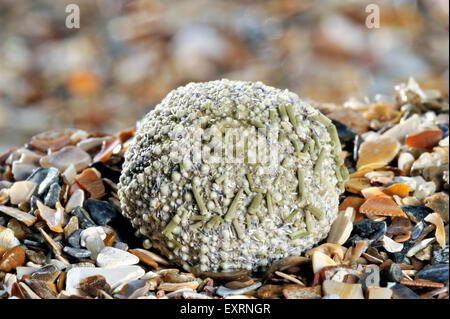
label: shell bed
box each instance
[118,79,348,272]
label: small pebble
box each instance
[390,284,421,299]
[416,264,449,284]
[380,262,402,286]
[346,219,386,246]
[86,199,119,226]
[43,183,61,208]
[63,246,92,259]
[67,229,82,248]
[71,207,97,229]
[432,246,449,264]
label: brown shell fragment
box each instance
[357,136,400,171]
[93,138,121,163]
[197,269,251,281]
[224,279,255,289]
[74,168,105,199]
[11,282,26,299]
[57,272,66,293]
[399,279,444,288]
[128,249,158,269]
[359,196,406,218]
[157,281,199,292]
[256,284,284,299]
[0,246,26,272]
[30,265,61,282]
[262,256,309,281]
[282,284,321,299]
[386,217,412,243]
[345,178,372,195]
[79,275,111,297]
[405,129,442,150]
[30,135,73,153]
[24,279,57,299]
[102,226,117,246]
[424,192,449,223]
[0,205,37,226]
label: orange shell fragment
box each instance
[361,187,387,199]
[93,138,121,163]
[357,136,400,170]
[383,183,411,198]
[339,196,366,222]
[116,128,136,143]
[405,129,442,150]
[359,196,406,218]
[339,196,365,212]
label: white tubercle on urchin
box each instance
[118,79,348,272]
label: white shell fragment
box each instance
[381,235,403,253]
[96,246,140,267]
[9,181,37,205]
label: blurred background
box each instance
[0,0,448,152]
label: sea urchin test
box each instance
[118,79,348,272]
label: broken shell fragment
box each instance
[74,168,105,199]
[384,184,411,198]
[357,136,400,171]
[0,205,37,226]
[36,201,65,233]
[367,287,392,299]
[322,280,364,299]
[424,192,449,223]
[381,236,404,253]
[327,212,353,245]
[40,146,91,173]
[9,181,37,205]
[424,213,446,248]
[0,246,26,272]
[345,178,372,195]
[312,251,337,274]
[359,196,406,218]
[405,129,442,150]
